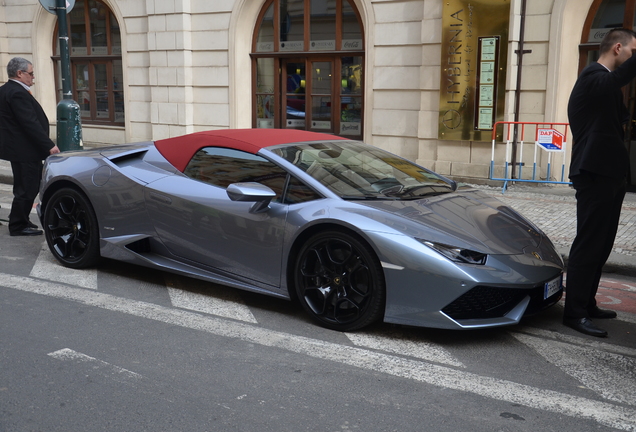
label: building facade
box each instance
[0,0,633,187]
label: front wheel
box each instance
[294,230,385,331]
[43,188,100,269]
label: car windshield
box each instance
[270,141,454,200]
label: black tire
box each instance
[43,188,100,269]
[294,230,385,331]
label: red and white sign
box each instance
[537,128,564,151]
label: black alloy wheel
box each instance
[295,230,385,331]
[43,188,100,269]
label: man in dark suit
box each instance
[0,57,60,236]
[565,28,636,337]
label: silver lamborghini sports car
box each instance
[37,129,564,331]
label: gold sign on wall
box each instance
[439,0,510,141]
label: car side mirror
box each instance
[226,182,276,213]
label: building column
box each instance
[147,0,194,139]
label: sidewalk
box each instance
[478,182,636,276]
[1,159,635,274]
[0,159,11,185]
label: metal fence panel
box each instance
[489,121,571,192]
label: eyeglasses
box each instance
[20,70,34,77]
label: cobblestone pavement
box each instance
[478,184,636,258]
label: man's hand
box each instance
[49,145,60,155]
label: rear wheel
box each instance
[294,230,385,331]
[43,188,100,268]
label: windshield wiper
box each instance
[341,195,401,201]
[399,191,452,200]
[392,184,453,199]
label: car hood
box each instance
[356,189,543,255]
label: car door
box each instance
[143,147,289,288]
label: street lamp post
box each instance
[53,0,83,151]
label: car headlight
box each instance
[418,240,487,265]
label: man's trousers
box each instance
[8,160,42,233]
[564,171,626,319]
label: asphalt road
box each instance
[1,185,635,432]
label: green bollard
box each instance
[56,99,83,152]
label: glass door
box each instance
[283,59,307,129]
[340,56,363,138]
[253,56,362,138]
[309,60,334,132]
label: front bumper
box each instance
[369,232,564,330]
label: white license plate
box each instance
[544,274,562,299]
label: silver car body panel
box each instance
[38,138,563,330]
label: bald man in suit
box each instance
[0,57,60,236]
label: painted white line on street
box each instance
[617,311,636,325]
[511,332,636,406]
[0,201,39,214]
[551,302,636,325]
[515,326,636,358]
[2,273,635,431]
[600,296,621,305]
[165,276,257,323]
[0,255,24,261]
[621,284,636,292]
[29,241,98,290]
[48,348,142,382]
[345,330,465,368]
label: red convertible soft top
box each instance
[154,128,346,172]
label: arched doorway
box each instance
[251,0,364,139]
[580,0,636,189]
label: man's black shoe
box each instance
[27,221,38,229]
[563,317,608,337]
[589,307,617,319]
[10,227,43,236]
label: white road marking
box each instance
[551,302,636,325]
[622,284,636,292]
[29,241,98,290]
[0,201,38,214]
[514,326,636,358]
[512,332,636,406]
[165,276,257,323]
[48,348,142,382]
[345,330,465,368]
[0,255,24,261]
[600,296,621,305]
[602,280,636,292]
[617,311,636,325]
[2,272,635,430]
